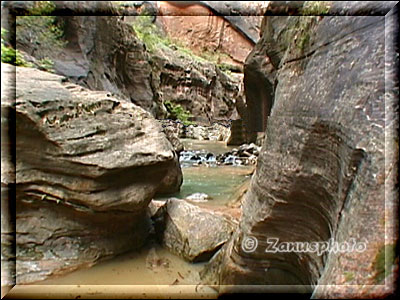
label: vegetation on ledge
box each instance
[14,1,65,72]
[1,28,31,66]
[300,1,331,16]
[131,15,240,74]
[164,100,194,126]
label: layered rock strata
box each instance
[13,12,244,124]
[2,64,182,284]
[216,2,398,298]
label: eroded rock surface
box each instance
[14,12,244,125]
[53,16,159,113]
[217,2,398,298]
[157,1,260,67]
[153,199,235,262]
[159,119,231,142]
[150,46,242,124]
[3,64,182,284]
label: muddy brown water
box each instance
[31,140,253,291]
[37,239,205,286]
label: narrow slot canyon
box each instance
[1,1,398,299]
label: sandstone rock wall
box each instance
[157,2,256,68]
[149,45,242,125]
[6,1,261,125]
[1,63,182,284]
[51,16,160,114]
[218,2,398,298]
[21,13,244,125]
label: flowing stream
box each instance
[161,139,254,206]
[34,139,254,288]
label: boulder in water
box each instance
[153,199,235,262]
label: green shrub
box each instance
[300,1,331,15]
[26,1,56,16]
[16,2,65,61]
[16,15,66,60]
[1,28,31,66]
[164,100,194,125]
[37,57,54,72]
[131,15,235,75]
[4,2,65,70]
[132,16,200,60]
[1,45,26,66]
[132,16,171,53]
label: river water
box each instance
[33,139,253,291]
[161,139,254,206]
[38,238,205,285]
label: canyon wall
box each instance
[157,1,258,68]
[10,1,253,125]
[54,15,242,125]
[217,2,398,297]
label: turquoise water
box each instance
[161,166,252,206]
[157,140,254,206]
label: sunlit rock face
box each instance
[157,1,261,68]
[218,2,398,297]
[2,64,182,284]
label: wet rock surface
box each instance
[2,64,182,284]
[179,143,260,167]
[152,198,235,262]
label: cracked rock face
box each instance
[218,2,398,298]
[2,64,182,284]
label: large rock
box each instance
[1,62,16,290]
[2,63,182,284]
[218,2,398,298]
[153,199,235,262]
[183,123,230,141]
[159,119,230,142]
